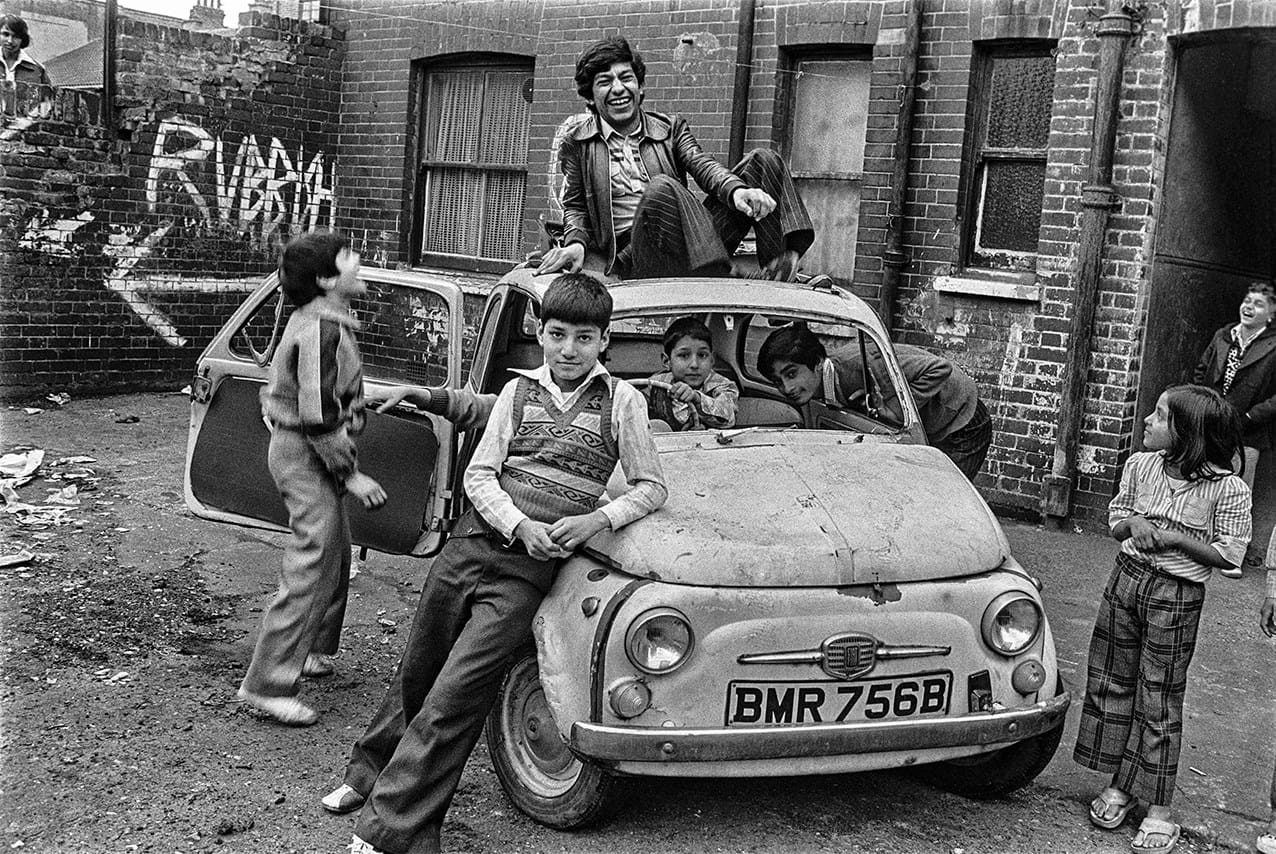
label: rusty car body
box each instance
[184,263,1069,829]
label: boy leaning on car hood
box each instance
[331,272,667,854]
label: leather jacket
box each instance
[558,109,745,272]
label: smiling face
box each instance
[1238,290,1275,331]
[664,335,714,389]
[769,359,822,406]
[590,61,642,133]
[538,318,609,392]
[1143,392,1175,452]
[0,25,22,63]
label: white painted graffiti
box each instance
[109,117,337,346]
[146,116,335,243]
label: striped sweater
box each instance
[259,299,365,480]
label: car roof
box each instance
[495,265,887,333]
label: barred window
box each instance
[414,58,533,273]
[962,43,1056,272]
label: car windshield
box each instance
[508,300,907,434]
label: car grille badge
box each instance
[821,632,877,679]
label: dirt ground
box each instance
[1,392,1269,854]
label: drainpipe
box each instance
[103,0,117,127]
[880,0,920,331]
[728,0,757,167]
[1041,6,1139,523]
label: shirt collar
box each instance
[512,361,611,399]
[598,112,644,142]
[1232,323,1267,348]
[297,298,360,329]
[3,49,37,71]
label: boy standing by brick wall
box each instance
[334,272,666,854]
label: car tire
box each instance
[486,650,622,829]
[914,678,1066,800]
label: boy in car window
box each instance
[643,315,739,431]
[757,323,992,481]
[331,273,667,854]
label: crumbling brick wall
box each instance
[0,11,344,397]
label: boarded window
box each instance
[416,60,532,271]
[964,45,1055,271]
[785,56,871,280]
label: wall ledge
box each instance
[933,273,1041,302]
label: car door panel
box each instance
[185,270,465,557]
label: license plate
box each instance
[725,672,952,726]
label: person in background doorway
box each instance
[1193,280,1276,577]
[0,15,50,86]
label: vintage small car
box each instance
[184,263,1069,829]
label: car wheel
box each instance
[486,650,622,829]
[914,679,1066,800]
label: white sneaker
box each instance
[236,687,319,726]
[1220,566,1243,578]
[322,783,366,814]
[349,834,386,854]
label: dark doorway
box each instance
[1137,31,1275,541]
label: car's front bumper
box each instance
[571,691,1070,764]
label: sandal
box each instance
[1089,788,1135,830]
[1131,817,1180,854]
[1257,832,1276,854]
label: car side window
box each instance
[738,314,906,431]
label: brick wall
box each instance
[0,11,344,397]
[323,0,1206,522]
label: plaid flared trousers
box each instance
[1073,552,1206,805]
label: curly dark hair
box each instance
[574,35,646,103]
[0,15,32,49]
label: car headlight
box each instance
[625,608,694,674]
[981,593,1042,656]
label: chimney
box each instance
[189,0,225,28]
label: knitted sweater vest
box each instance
[498,375,620,523]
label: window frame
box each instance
[407,54,533,274]
[958,40,1057,275]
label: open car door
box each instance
[183,268,465,557]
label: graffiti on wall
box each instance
[98,116,339,346]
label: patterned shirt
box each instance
[465,362,666,540]
[599,115,649,236]
[1223,324,1264,394]
[643,370,739,430]
[1109,451,1251,582]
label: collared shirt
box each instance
[599,114,649,236]
[644,369,739,430]
[2,49,48,86]
[464,362,667,540]
[1109,450,1251,582]
[1223,323,1266,394]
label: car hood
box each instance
[592,431,1009,586]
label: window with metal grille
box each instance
[781,54,872,281]
[415,59,533,273]
[962,43,1056,272]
